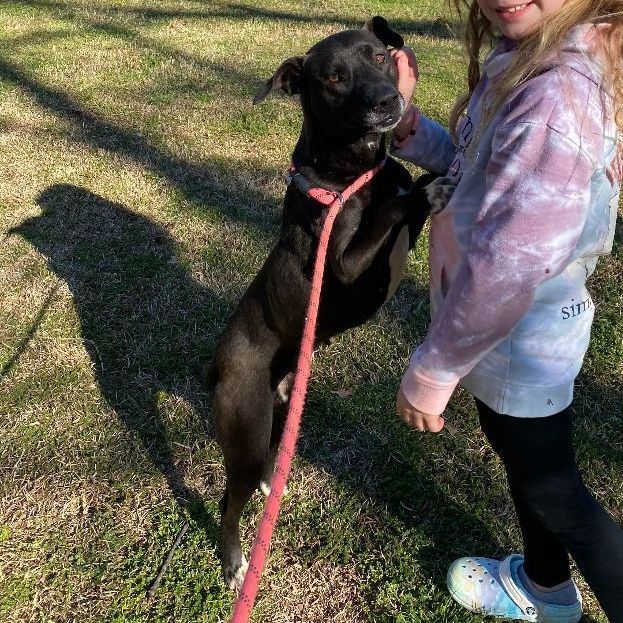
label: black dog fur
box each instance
[206,17,433,589]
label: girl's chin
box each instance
[491,2,539,39]
[499,24,534,39]
[496,18,540,40]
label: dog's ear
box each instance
[253,56,305,105]
[364,16,404,49]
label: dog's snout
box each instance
[362,83,404,130]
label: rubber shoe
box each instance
[447,554,582,622]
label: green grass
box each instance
[0,1,620,622]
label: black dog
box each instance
[207,17,432,589]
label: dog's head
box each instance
[253,17,405,138]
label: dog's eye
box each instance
[327,73,341,84]
[376,54,386,64]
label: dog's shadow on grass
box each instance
[11,183,228,539]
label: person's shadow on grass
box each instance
[11,183,229,540]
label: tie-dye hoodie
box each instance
[392,24,621,417]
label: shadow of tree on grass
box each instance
[22,0,460,41]
[0,56,282,242]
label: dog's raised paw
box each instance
[425,176,456,214]
[225,556,249,591]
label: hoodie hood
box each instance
[484,23,607,87]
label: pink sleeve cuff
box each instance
[391,105,422,150]
[400,366,458,416]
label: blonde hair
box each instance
[448,0,623,138]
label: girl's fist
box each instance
[396,386,445,433]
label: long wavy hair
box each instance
[448,0,623,138]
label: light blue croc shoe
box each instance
[447,554,583,622]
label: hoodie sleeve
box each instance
[401,119,595,416]
[390,110,456,175]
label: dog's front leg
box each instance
[329,196,412,285]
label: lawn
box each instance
[0,1,621,622]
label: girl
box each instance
[391,0,623,621]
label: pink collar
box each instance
[286,157,387,207]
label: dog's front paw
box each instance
[224,555,249,591]
[425,176,456,214]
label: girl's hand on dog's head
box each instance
[391,47,419,107]
[396,386,445,433]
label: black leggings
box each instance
[476,399,623,622]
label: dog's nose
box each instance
[374,90,400,112]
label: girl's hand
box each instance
[391,47,419,108]
[396,386,445,433]
[390,47,420,141]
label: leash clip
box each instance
[332,191,345,208]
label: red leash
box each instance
[229,158,386,623]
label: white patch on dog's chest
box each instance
[386,225,409,302]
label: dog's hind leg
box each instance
[260,372,294,496]
[215,379,273,590]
